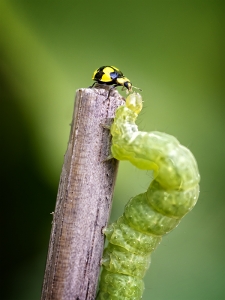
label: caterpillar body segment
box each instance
[97,93,200,300]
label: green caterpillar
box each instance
[97,93,200,300]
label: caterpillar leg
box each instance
[100,123,113,162]
[102,154,114,163]
[100,123,111,130]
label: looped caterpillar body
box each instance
[97,93,200,300]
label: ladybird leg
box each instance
[107,84,118,98]
[109,84,118,90]
[89,82,96,88]
[120,85,130,94]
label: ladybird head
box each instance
[123,79,142,94]
[124,81,133,92]
[116,76,132,92]
[117,76,142,93]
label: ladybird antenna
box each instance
[133,86,143,92]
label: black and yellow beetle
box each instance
[91,66,141,93]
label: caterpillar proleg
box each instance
[97,93,200,300]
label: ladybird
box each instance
[91,66,141,93]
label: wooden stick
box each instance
[41,87,124,300]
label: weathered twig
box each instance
[41,87,124,300]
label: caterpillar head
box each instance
[126,93,143,114]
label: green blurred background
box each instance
[1,1,224,299]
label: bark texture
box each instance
[41,87,124,300]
